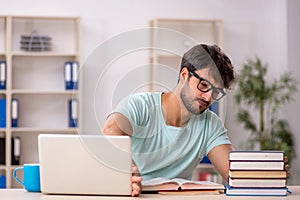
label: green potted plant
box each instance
[234,57,297,164]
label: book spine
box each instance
[229,151,284,161]
[229,170,287,179]
[229,161,284,171]
[228,178,286,188]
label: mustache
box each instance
[194,98,209,107]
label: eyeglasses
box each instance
[189,70,226,101]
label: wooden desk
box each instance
[1,186,299,200]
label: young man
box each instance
[102,44,235,196]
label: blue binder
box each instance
[64,62,72,90]
[209,101,219,116]
[0,175,5,188]
[0,61,6,90]
[11,99,18,127]
[64,61,79,90]
[72,61,79,90]
[0,99,6,128]
[68,99,78,127]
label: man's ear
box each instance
[179,67,189,81]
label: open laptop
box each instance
[38,134,132,196]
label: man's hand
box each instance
[131,164,142,197]
[284,156,290,177]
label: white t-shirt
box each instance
[114,92,231,181]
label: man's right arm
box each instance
[102,113,142,197]
[102,112,133,136]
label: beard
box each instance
[180,82,210,115]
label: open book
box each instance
[142,177,225,192]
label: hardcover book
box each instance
[226,186,288,196]
[228,177,286,188]
[229,161,284,170]
[229,150,284,161]
[229,170,287,179]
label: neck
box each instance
[161,91,192,127]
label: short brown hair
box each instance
[180,44,235,89]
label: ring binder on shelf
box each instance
[68,99,78,127]
[0,61,6,90]
[209,101,219,116]
[11,99,19,127]
[0,138,4,164]
[0,137,21,165]
[64,61,79,90]
[72,61,79,90]
[12,136,20,165]
[0,174,5,188]
[64,62,72,90]
[0,99,6,128]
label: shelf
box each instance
[11,127,78,134]
[11,90,79,95]
[11,16,80,54]
[11,52,79,57]
[196,163,214,169]
[11,15,80,20]
[9,165,20,171]
[0,17,4,54]
[0,165,6,170]
[152,18,222,23]
[150,54,181,59]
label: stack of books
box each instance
[226,150,289,196]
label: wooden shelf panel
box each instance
[12,52,79,57]
[11,127,78,133]
[0,18,5,54]
[11,16,80,20]
[0,165,6,170]
[153,18,222,23]
[196,163,214,169]
[11,90,79,95]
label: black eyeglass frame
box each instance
[189,70,226,101]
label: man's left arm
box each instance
[207,144,234,182]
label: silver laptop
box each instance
[38,134,132,196]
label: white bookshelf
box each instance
[0,15,81,188]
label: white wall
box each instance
[1,0,299,184]
[286,0,300,185]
